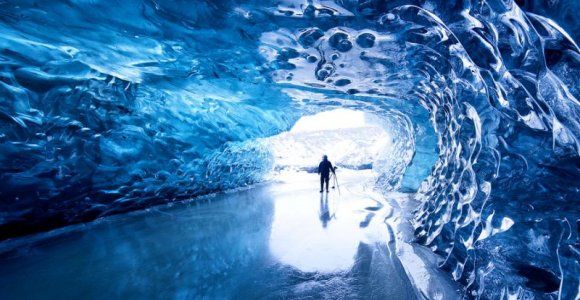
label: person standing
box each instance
[318,155,335,193]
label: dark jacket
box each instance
[318,160,334,177]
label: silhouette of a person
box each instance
[318,155,335,193]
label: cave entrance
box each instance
[262,108,416,192]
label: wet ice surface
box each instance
[0,170,460,299]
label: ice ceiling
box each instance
[0,0,578,298]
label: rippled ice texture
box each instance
[0,0,579,298]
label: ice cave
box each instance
[0,0,578,299]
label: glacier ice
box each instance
[0,0,578,298]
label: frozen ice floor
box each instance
[0,170,461,299]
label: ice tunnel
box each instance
[0,0,579,298]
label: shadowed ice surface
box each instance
[0,170,460,299]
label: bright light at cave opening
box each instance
[290,109,368,132]
[265,109,396,272]
[265,109,393,173]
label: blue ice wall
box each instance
[0,0,579,298]
[516,0,580,44]
[0,0,300,237]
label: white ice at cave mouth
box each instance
[264,109,394,175]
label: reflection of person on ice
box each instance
[318,155,336,193]
[319,193,332,228]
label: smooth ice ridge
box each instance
[0,0,579,298]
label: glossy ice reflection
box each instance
[269,170,382,273]
[0,170,459,299]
